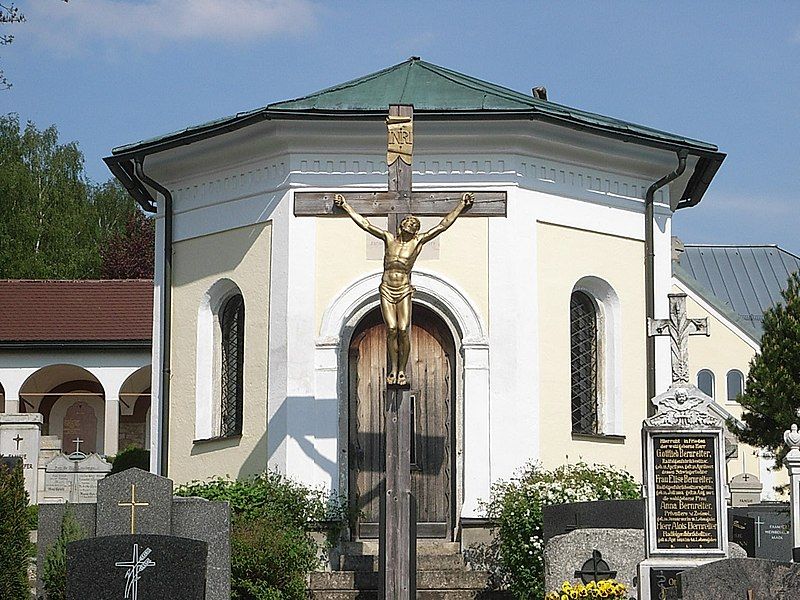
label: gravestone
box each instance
[728,513,755,557]
[37,435,62,499]
[638,294,729,600]
[62,402,98,454]
[730,502,792,561]
[67,534,207,600]
[0,412,43,502]
[543,499,645,541]
[729,472,763,507]
[40,468,230,600]
[42,452,112,504]
[678,557,800,600]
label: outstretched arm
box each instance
[418,193,474,244]
[334,194,390,241]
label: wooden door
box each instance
[349,305,454,539]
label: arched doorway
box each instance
[348,304,455,539]
[119,366,152,451]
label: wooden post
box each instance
[379,384,415,599]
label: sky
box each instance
[1,1,798,254]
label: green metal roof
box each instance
[111,57,719,156]
[675,244,800,341]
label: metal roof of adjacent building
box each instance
[0,280,153,344]
[675,245,800,341]
[111,57,719,156]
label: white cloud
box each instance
[26,0,319,48]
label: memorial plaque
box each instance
[652,434,718,550]
[649,567,682,600]
[62,402,97,454]
[66,534,207,600]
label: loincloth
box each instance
[379,281,414,304]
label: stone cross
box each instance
[13,433,23,451]
[118,483,150,535]
[72,437,84,454]
[647,293,708,386]
[574,549,616,584]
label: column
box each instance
[783,424,800,555]
[5,394,20,414]
[104,396,120,456]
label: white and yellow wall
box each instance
[143,117,695,519]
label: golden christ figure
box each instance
[334,192,473,386]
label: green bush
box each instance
[109,445,150,474]
[176,471,346,600]
[484,461,640,600]
[27,504,39,531]
[0,459,33,600]
[42,505,86,600]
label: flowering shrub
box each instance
[484,461,640,599]
[546,579,631,599]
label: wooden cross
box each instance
[72,437,84,454]
[12,434,23,451]
[118,483,150,534]
[294,104,506,238]
[647,293,708,387]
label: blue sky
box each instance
[2,1,798,254]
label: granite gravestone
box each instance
[638,293,729,600]
[67,534,207,600]
[728,513,755,557]
[41,468,230,600]
[730,502,792,562]
[0,412,43,502]
[543,499,645,541]
[42,452,112,504]
[678,557,800,600]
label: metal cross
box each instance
[754,515,764,548]
[647,293,708,386]
[114,543,156,600]
[72,437,84,453]
[12,434,23,451]
[118,484,150,535]
[574,549,617,584]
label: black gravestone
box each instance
[650,567,682,600]
[730,502,792,562]
[678,557,800,600]
[542,499,645,541]
[652,434,719,551]
[66,534,207,600]
[728,513,755,557]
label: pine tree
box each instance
[736,272,800,464]
[0,459,32,600]
[42,505,86,600]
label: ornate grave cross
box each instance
[647,293,708,387]
[574,549,617,584]
[118,483,150,534]
[12,433,23,451]
[294,105,507,600]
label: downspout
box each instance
[645,149,687,414]
[134,157,173,477]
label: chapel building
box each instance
[104,58,785,538]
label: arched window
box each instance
[727,369,744,403]
[697,369,715,399]
[219,294,245,437]
[571,291,598,434]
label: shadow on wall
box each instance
[267,395,339,488]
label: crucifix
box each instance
[118,483,150,535]
[647,293,708,388]
[295,105,506,600]
[12,434,23,451]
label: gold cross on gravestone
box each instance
[118,483,149,534]
[647,292,708,386]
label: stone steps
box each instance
[339,552,465,572]
[310,570,489,590]
[308,591,512,600]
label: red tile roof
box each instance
[0,280,153,342]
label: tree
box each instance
[0,459,32,600]
[42,505,85,600]
[100,209,155,279]
[0,114,144,279]
[736,272,800,464]
[0,3,25,90]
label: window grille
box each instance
[220,294,244,437]
[570,291,598,434]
